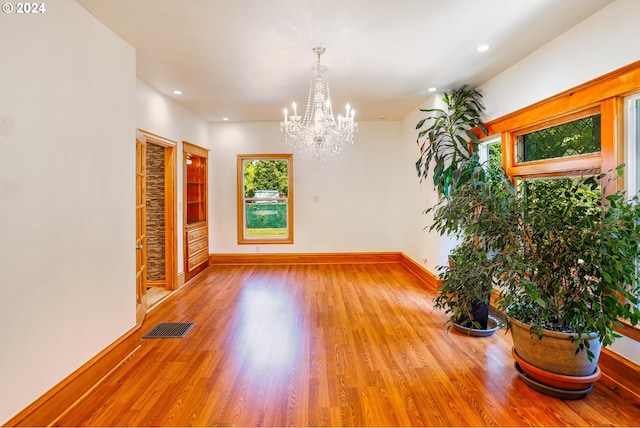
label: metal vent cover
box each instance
[142,322,195,339]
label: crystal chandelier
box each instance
[281,47,358,162]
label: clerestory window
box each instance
[516,114,601,163]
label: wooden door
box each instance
[136,136,148,325]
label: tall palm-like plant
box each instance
[416,86,492,330]
[415,86,488,197]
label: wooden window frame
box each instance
[505,106,603,180]
[236,154,294,245]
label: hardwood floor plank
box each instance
[54,263,640,427]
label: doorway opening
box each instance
[138,130,178,311]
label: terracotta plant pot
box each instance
[512,347,601,391]
[513,363,594,400]
[509,317,601,376]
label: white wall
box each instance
[136,79,210,273]
[398,95,459,274]
[0,2,136,423]
[481,0,640,122]
[209,121,403,253]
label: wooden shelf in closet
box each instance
[183,142,209,282]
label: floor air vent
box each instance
[142,322,195,339]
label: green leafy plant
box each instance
[429,167,513,329]
[436,166,640,359]
[433,240,496,330]
[415,86,488,197]
[416,86,492,328]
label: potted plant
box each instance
[428,166,511,334]
[432,239,500,335]
[446,166,640,395]
[416,86,497,333]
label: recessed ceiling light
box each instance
[173,90,182,95]
[222,117,229,121]
[477,44,490,53]
[428,87,437,92]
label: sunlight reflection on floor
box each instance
[234,282,303,375]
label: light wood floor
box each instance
[55,263,640,426]
[146,285,172,309]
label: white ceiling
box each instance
[76,0,614,123]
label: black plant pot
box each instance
[454,300,490,330]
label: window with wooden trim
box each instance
[626,93,640,198]
[484,62,640,340]
[625,92,640,316]
[516,113,601,163]
[237,154,293,244]
[505,106,604,180]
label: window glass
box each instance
[625,94,640,312]
[237,154,293,244]
[516,114,601,163]
[627,96,640,197]
[479,138,502,173]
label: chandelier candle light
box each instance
[281,47,358,162]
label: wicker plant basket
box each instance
[509,317,601,376]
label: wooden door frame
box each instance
[138,129,178,291]
[135,133,147,325]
